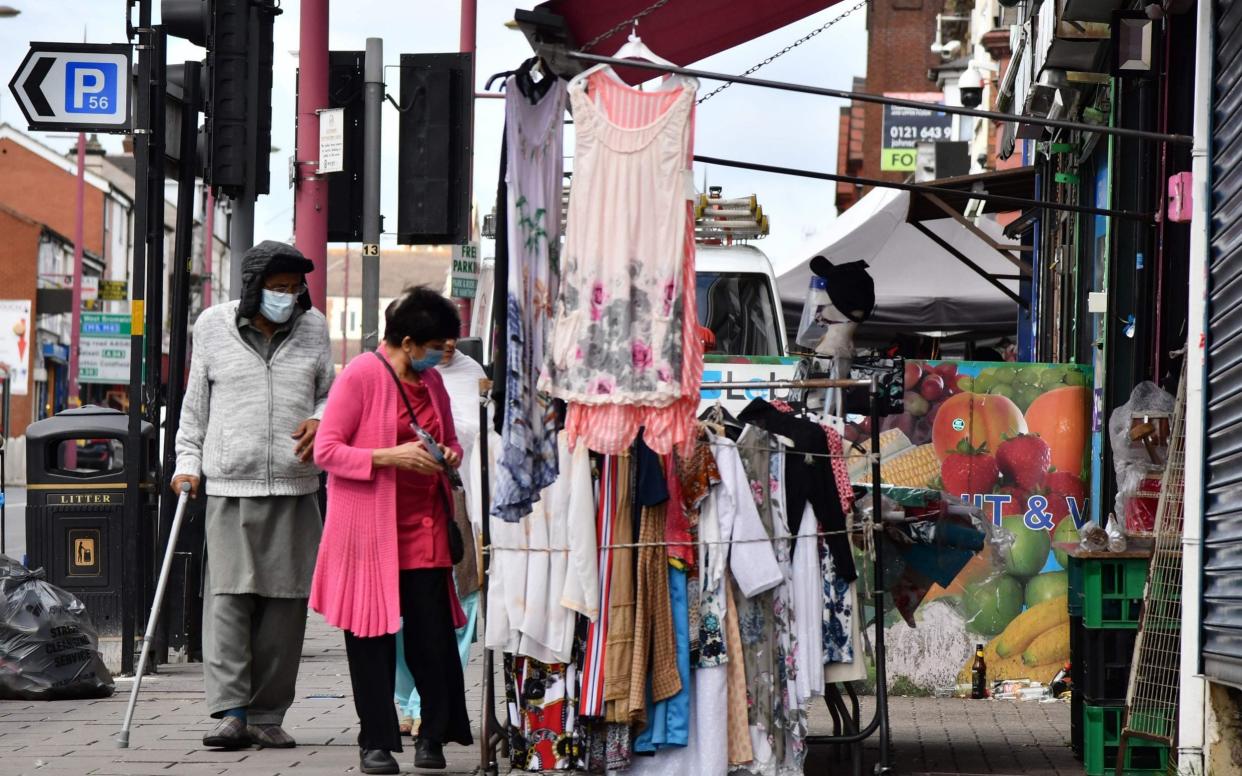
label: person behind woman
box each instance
[310,287,473,774]
[394,339,488,736]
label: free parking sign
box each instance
[8,43,131,132]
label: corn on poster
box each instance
[843,360,1092,694]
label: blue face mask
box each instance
[407,348,444,372]
[259,289,297,324]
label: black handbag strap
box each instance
[373,351,451,473]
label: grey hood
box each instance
[237,240,315,319]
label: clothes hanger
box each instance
[572,19,682,91]
[611,19,676,67]
[485,57,556,103]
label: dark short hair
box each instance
[383,285,460,346]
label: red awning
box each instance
[535,0,844,83]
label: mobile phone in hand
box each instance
[411,424,464,489]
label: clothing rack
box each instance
[473,375,897,776]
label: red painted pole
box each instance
[68,132,86,409]
[203,187,215,308]
[295,0,330,311]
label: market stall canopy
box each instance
[518,1,843,83]
[775,184,1027,337]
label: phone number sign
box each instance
[881,92,953,172]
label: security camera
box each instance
[930,40,963,58]
[959,66,984,108]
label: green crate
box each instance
[1068,557,1084,616]
[1083,703,1170,776]
[1083,556,1148,629]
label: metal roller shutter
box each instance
[1203,0,1242,686]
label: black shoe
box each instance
[414,738,446,770]
[359,748,400,775]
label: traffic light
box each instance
[161,0,281,197]
[324,50,366,242]
[397,53,473,245]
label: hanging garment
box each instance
[489,56,555,433]
[822,538,855,665]
[486,432,598,663]
[683,431,722,667]
[737,399,856,582]
[823,580,866,684]
[724,583,755,767]
[543,69,703,456]
[503,654,585,772]
[493,77,567,522]
[634,566,692,753]
[664,453,695,568]
[581,454,629,718]
[626,665,729,776]
[791,503,825,704]
[731,426,782,773]
[606,722,633,771]
[824,425,855,516]
[729,427,809,776]
[768,444,809,776]
[603,456,638,723]
[695,469,727,669]
[709,436,783,598]
[628,504,680,726]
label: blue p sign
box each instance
[65,61,116,114]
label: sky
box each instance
[0,0,868,273]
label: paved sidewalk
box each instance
[0,613,1080,776]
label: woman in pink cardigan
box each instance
[311,286,472,775]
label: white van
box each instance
[694,244,799,413]
[470,243,797,414]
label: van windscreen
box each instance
[695,272,781,357]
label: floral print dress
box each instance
[542,69,703,456]
[727,427,809,776]
[493,76,566,522]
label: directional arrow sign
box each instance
[8,43,132,133]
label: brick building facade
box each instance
[835,0,950,213]
[0,126,130,437]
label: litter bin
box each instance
[24,406,156,673]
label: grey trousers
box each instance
[202,567,309,725]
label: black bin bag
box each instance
[0,555,114,700]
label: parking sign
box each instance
[8,43,132,132]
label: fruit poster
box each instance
[844,360,1091,695]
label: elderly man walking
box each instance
[172,241,334,750]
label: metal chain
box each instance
[697,0,870,104]
[581,0,673,51]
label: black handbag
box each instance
[374,352,465,564]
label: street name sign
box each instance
[9,43,132,133]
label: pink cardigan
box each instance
[310,351,465,638]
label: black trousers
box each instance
[344,568,473,751]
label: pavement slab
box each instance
[0,613,1080,775]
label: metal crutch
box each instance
[115,481,192,748]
